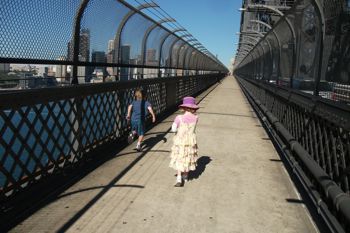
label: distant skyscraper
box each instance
[79,29,90,62]
[92,50,106,63]
[56,56,67,82]
[121,45,131,64]
[107,39,115,64]
[67,28,91,82]
[92,50,107,78]
[37,66,48,77]
[145,49,158,78]
[0,63,10,72]
[146,49,157,65]
[106,40,116,76]
[120,45,131,81]
[108,40,115,54]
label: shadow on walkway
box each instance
[189,156,212,181]
[143,133,168,150]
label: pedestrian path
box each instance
[11,77,319,233]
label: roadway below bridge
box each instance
[11,77,320,233]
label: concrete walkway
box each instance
[12,77,318,233]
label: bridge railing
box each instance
[237,77,350,232]
[235,0,350,231]
[0,74,223,201]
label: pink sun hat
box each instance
[179,96,199,109]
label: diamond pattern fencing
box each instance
[0,74,222,199]
[238,77,350,231]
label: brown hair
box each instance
[134,89,143,100]
[180,106,197,113]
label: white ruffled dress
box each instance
[169,114,198,172]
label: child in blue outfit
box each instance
[127,89,156,151]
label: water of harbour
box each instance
[0,95,127,189]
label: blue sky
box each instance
[154,0,242,68]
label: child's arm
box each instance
[171,122,177,133]
[147,106,156,123]
[127,104,133,120]
[171,116,180,133]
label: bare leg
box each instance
[138,135,144,144]
[177,170,182,179]
[136,135,144,151]
[174,170,183,187]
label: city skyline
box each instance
[0,0,229,87]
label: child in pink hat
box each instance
[169,96,199,187]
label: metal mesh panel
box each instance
[0,98,79,195]
[171,41,185,68]
[239,77,350,193]
[81,92,118,152]
[237,0,350,103]
[0,0,81,61]
[261,41,272,80]
[237,76,350,231]
[0,0,227,91]
[178,45,190,69]
[295,1,321,82]
[79,0,129,66]
[189,52,198,70]
[145,27,168,66]
[160,35,177,67]
[184,48,195,70]
[257,45,265,78]
[145,83,167,115]
[120,14,153,65]
[276,20,293,83]
[0,74,224,197]
[266,33,279,80]
[320,0,350,102]
[197,54,205,70]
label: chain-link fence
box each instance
[0,0,228,89]
[235,0,350,105]
[235,1,350,231]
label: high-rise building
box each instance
[120,45,131,81]
[55,56,67,82]
[108,40,115,54]
[107,40,115,64]
[107,39,116,76]
[146,49,157,65]
[92,50,107,79]
[67,28,91,82]
[144,49,158,78]
[0,63,10,72]
[121,45,131,64]
[37,66,48,77]
[92,50,106,63]
[79,29,90,62]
